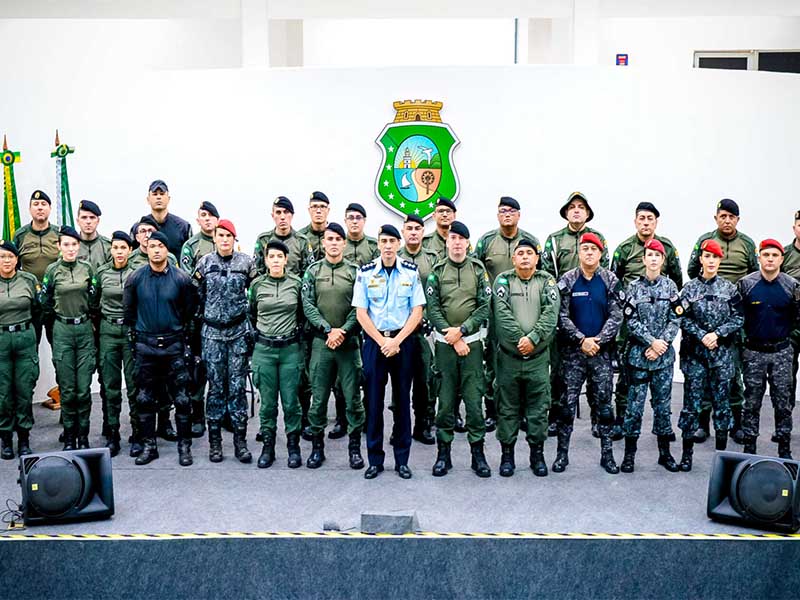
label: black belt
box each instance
[203,313,247,329]
[745,339,790,353]
[257,331,301,348]
[0,321,31,333]
[56,314,89,325]
[136,331,184,348]
[379,329,402,338]
[103,315,126,326]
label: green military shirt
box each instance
[422,230,448,260]
[298,224,326,262]
[782,239,800,281]
[0,270,41,326]
[39,259,98,319]
[612,233,683,288]
[344,235,378,267]
[12,223,60,282]
[128,249,178,270]
[426,256,491,334]
[253,228,313,277]
[492,269,559,357]
[180,231,215,273]
[687,230,757,284]
[95,262,135,318]
[249,273,303,337]
[541,225,608,279]
[301,259,359,334]
[399,246,439,284]
[78,235,112,270]
[474,228,541,283]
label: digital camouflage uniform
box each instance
[781,239,800,405]
[621,275,681,438]
[677,276,743,438]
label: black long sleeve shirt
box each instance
[123,264,197,334]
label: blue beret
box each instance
[200,201,219,218]
[78,199,101,216]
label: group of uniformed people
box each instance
[0,182,798,481]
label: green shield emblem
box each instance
[375,100,460,220]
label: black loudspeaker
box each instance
[708,451,800,532]
[18,448,114,525]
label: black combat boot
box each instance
[157,412,178,442]
[470,440,491,478]
[129,423,144,458]
[743,437,757,455]
[16,430,31,456]
[135,438,159,465]
[191,400,206,438]
[412,418,435,445]
[610,414,624,441]
[348,433,365,470]
[552,429,570,473]
[621,437,637,473]
[529,441,548,477]
[679,438,693,472]
[657,435,679,472]
[233,426,252,464]
[175,414,193,466]
[287,432,302,468]
[77,428,90,449]
[208,422,224,463]
[432,440,452,477]
[307,435,326,469]
[499,443,516,477]
[328,420,346,440]
[258,432,276,469]
[730,406,744,444]
[715,431,728,451]
[600,435,619,474]
[778,437,793,460]
[62,428,76,452]
[0,432,14,460]
[693,410,710,443]
[105,426,121,457]
[547,405,558,437]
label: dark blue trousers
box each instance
[363,335,416,467]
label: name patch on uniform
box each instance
[572,291,589,297]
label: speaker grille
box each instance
[737,460,794,522]
[26,456,83,517]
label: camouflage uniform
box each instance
[782,239,800,406]
[621,275,681,438]
[677,276,743,439]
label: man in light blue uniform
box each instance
[353,224,425,480]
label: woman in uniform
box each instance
[249,240,305,469]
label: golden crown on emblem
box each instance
[392,99,443,123]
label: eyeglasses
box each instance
[435,208,453,215]
[346,214,364,222]
[310,204,328,211]
[498,208,518,215]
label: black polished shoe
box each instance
[178,440,193,467]
[395,464,413,479]
[327,420,346,440]
[0,433,14,460]
[77,435,90,450]
[364,464,384,479]
[135,439,159,465]
[191,421,206,439]
[16,431,31,457]
[484,417,497,434]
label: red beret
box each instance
[217,219,237,239]
[700,239,724,258]
[579,232,604,252]
[644,238,666,255]
[759,239,784,254]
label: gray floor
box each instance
[0,382,792,535]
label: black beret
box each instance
[449,221,470,239]
[404,214,424,227]
[139,215,160,230]
[310,191,329,204]
[0,239,19,257]
[515,238,539,254]
[436,197,456,211]
[148,231,169,247]
[59,225,81,242]
[325,222,346,239]
[111,231,134,247]
[345,203,367,218]
[30,190,51,204]
[635,202,660,218]
[273,196,294,214]
[78,199,101,216]
[795,210,800,221]
[199,201,219,218]
[266,240,289,256]
[499,196,520,210]
[559,191,594,222]
[148,180,168,193]
[717,198,739,217]
[378,224,401,240]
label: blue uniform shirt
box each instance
[569,273,608,338]
[352,258,426,331]
[741,275,795,343]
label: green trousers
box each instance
[0,327,39,433]
[496,348,551,444]
[52,320,95,434]
[252,340,302,437]
[99,320,137,430]
[435,340,485,444]
[308,337,365,436]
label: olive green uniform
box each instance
[426,256,491,443]
[302,259,365,435]
[0,271,41,435]
[180,232,215,274]
[249,272,304,437]
[95,261,137,430]
[78,235,112,270]
[253,228,313,277]
[423,230,448,260]
[39,259,98,436]
[493,269,560,444]
[298,224,326,262]
[783,239,800,404]
[344,236,379,266]
[13,223,60,345]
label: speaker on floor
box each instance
[707,451,800,532]
[18,448,114,525]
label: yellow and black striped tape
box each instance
[1,531,799,542]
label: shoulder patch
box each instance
[401,259,417,270]
[193,270,203,282]
[495,286,506,298]
[497,276,508,285]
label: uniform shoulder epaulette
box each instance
[738,231,757,248]
[17,270,39,284]
[359,260,376,272]
[401,259,417,271]
[95,262,112,276]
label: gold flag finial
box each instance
[2,135,6,151]
[55,129,60,146]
